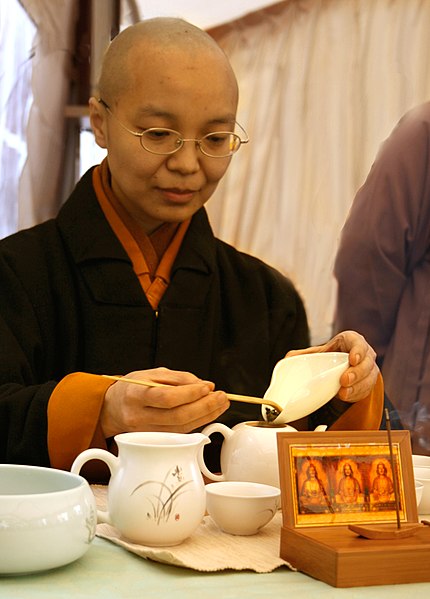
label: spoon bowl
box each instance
[262,352,349,424]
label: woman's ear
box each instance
[89,97,108,149]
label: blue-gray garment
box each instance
[334,102,430,455]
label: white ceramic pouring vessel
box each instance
[262,352,349,423]
[71,432,210,546]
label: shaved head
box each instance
[90,16,241,233]
[98,17,237,105]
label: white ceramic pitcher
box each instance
[198,421,326,488]
[71,431,210,546]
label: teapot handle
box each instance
[71,448,119,525]
[197,422,232,482]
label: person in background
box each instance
[0,18,382,481]
[334,102,430,456]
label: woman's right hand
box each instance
[100,367,230,438]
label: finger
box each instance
[125,381,219,409]
[321,332,369,365]
[340,347,377,386]
[337,364,379,403]
[127,367,214,388]
[125,391,230,433]
[285,345,324,357]
[286,332,358,358]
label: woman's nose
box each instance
[165,140,201,173]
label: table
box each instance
[1,534,430,599]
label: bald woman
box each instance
[0,18,382,479]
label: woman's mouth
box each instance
[158,187,197,203]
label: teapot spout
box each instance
[313,424,328,432]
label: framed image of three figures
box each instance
[277,430,417,528]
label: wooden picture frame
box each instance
[277,430,417,528]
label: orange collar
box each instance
[92,160,190,309]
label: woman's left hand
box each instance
[285,330,379,403]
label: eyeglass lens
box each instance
[139,129,241,157]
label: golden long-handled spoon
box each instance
[101,374,283,415]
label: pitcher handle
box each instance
[71,448,118,524]
[198,422,232,482]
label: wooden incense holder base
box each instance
[280,524,430,587]
[348,522,423,540]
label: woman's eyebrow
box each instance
[135,105,175,119]
[135,106,236,126]
[207,116,237,127]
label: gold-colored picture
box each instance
[277,431,417,528]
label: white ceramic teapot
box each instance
[198,421,326,488]
[71,431,210,546]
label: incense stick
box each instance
[101,374,283,414]
[385,408,401,529]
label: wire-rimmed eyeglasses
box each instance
[98,98,249,158]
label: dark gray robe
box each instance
[0,168,309,468]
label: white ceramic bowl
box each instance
[412,454,430,468]
[262,352,349,423]
[415,481,424,510]
[413,466,430,515]
[205,481,280,536]
[0,464,97,575]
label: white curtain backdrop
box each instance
[205,0,430,343]
[0,1,35,238]
[121,0,278,29]
[17,0,77,232]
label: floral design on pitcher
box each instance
[172,465,184,482]
[85,505,97,543]
[130,465,192,524]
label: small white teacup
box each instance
[205,481,280,536]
